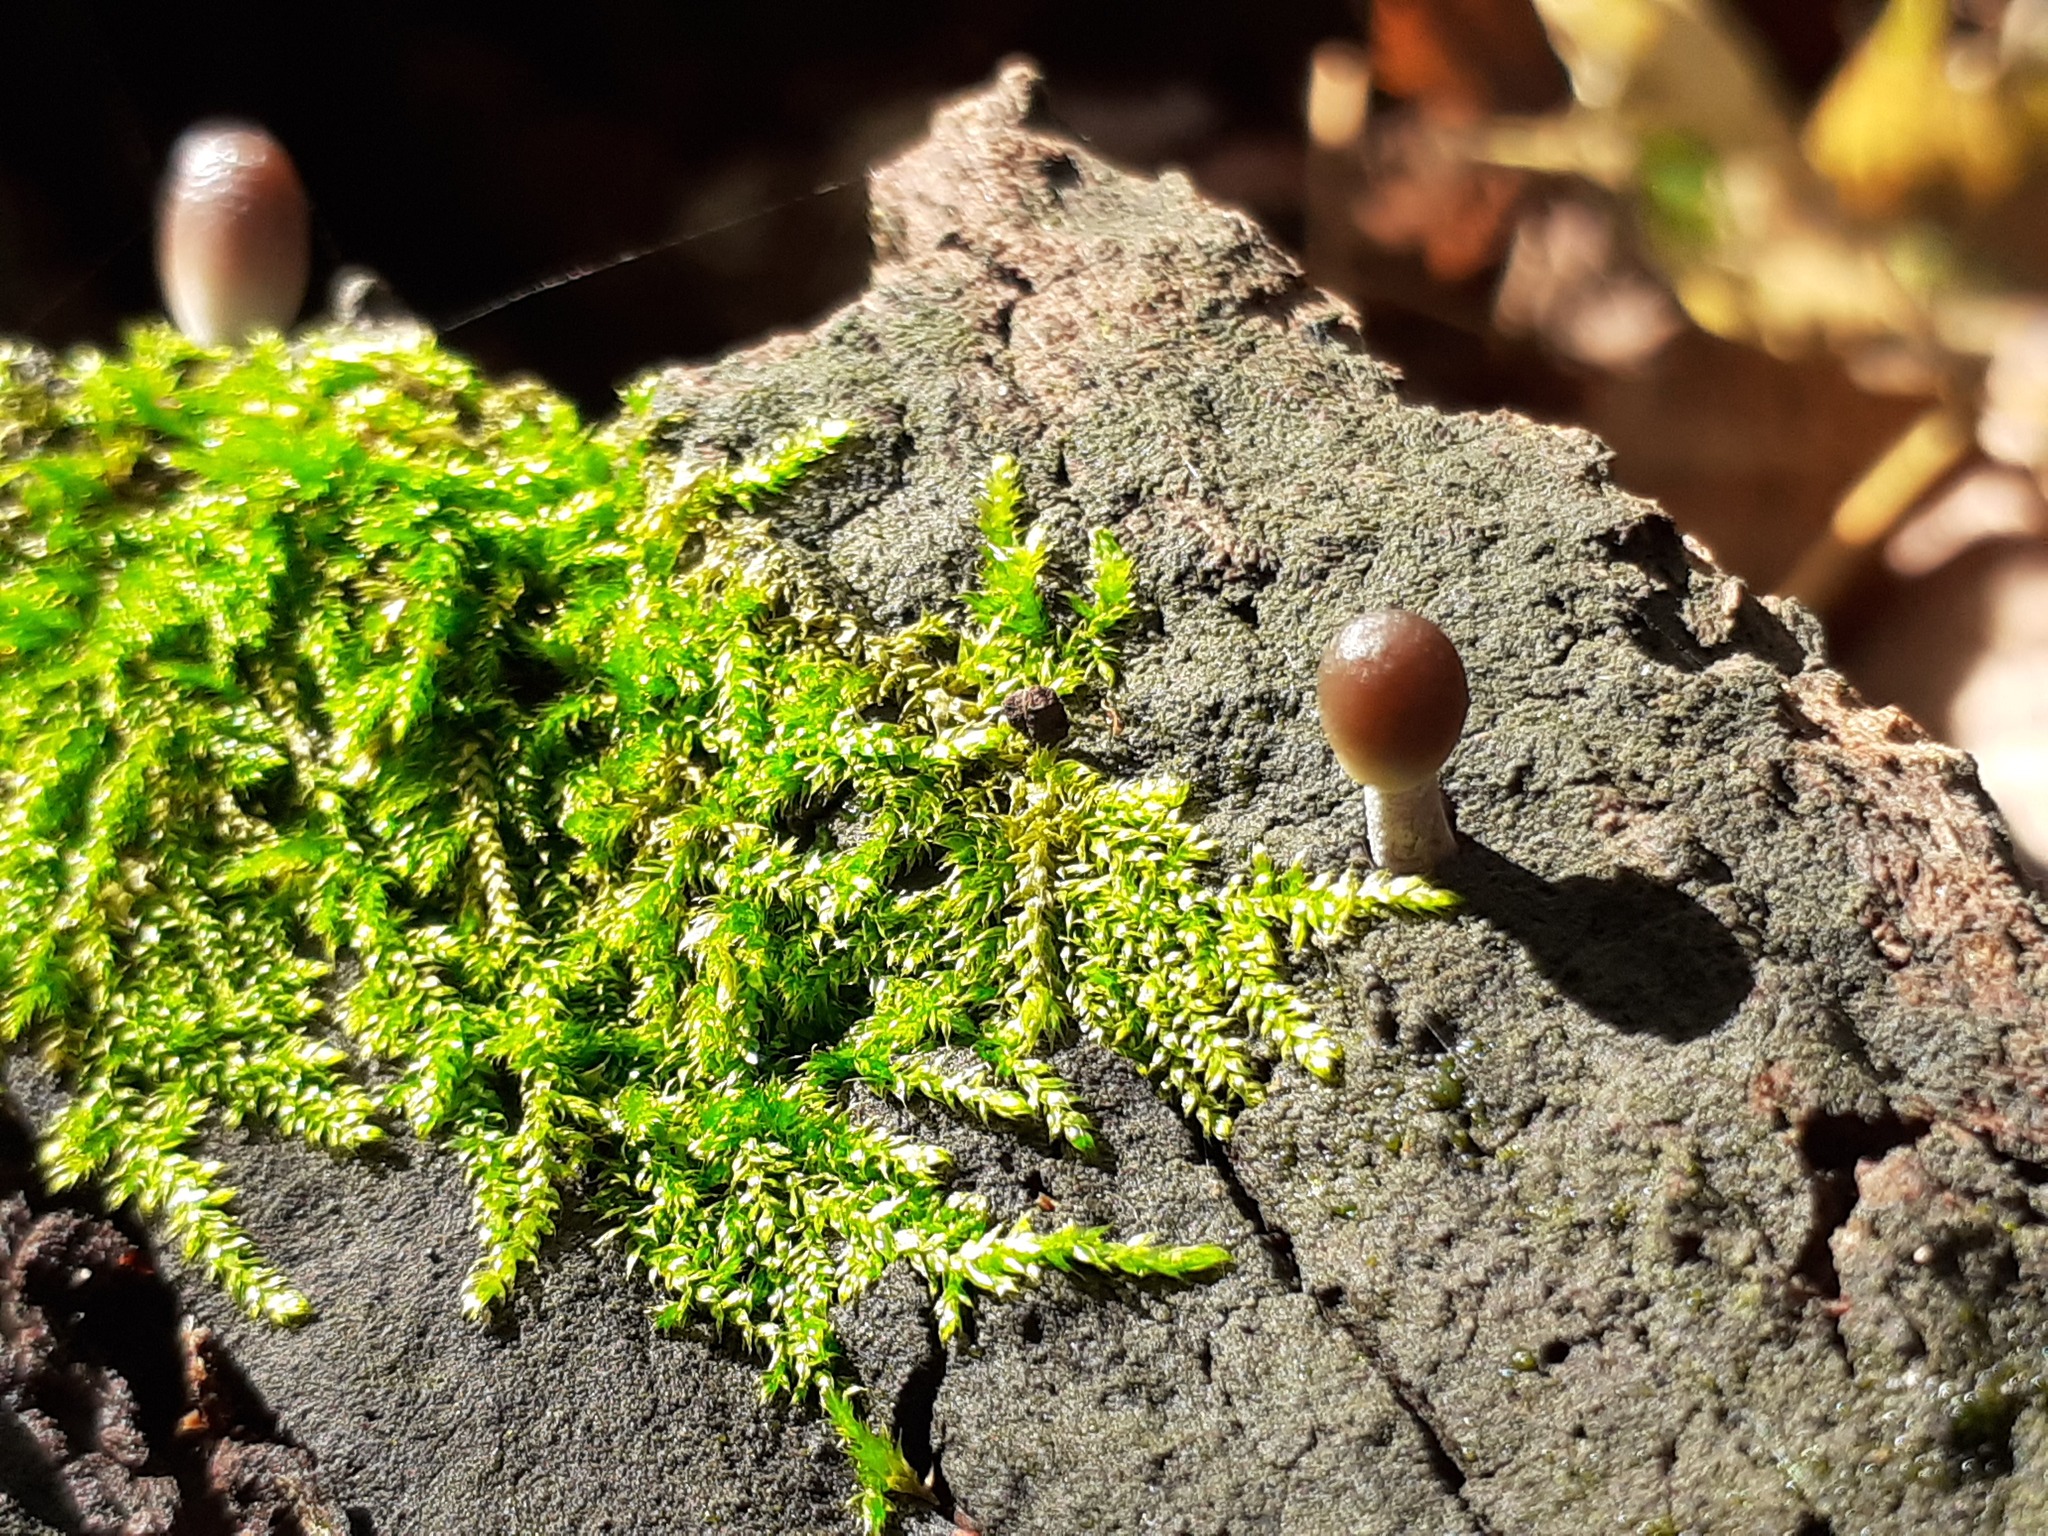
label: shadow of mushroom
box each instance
[1446,842,1754,1042]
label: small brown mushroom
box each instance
[157,122,309,346]
[1317,609,1469,874]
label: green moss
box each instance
[1950,1359,2040,1478]
[1636,130,1719,255]
[1424,1055,1467,1111]
[0,323,1456,1528]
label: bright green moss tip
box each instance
[0,321,1456,1530]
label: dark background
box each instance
[30,5,2040,872]
[0,0,1354,408]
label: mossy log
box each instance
[7,61,2048,1535]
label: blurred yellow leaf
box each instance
[1481,0,1932,359]
[1666,209,1919,356]
[1526,0,1796,156]
[1525,0,1664,111]
[1803,0,2028,213]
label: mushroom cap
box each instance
[1317,609,1469,791]
[157,121,309,346]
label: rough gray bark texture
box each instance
[14,61,2048,1535]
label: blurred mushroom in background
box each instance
[157,121,309,345]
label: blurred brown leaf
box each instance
[1979,308,2048,473]
[1843,534,2048,873]
[1369,0,1568,117]
[1493,194,1683,369]
[1353,112,1526,281]
[1576,330,1925,588]
[1885,463,2048,577]
[1346,0,1570,283]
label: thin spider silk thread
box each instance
[15,176,862,339]
[34,99,1133,342]
[439,176,863,335]
[441,108,1132,332]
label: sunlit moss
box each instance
[0,322,1455,1528]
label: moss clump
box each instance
[0,323,1455,1528]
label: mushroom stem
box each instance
[1364,779,1456,875]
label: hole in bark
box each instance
[1951,1374,2026,1476]
[1259,1227,1296,1269]
[51,1255,188,1451]
[1790,1108,1929,1299]
[1597,514,1805,677]
[1800,1108,1929,1171]
[889,1310,951,1513]
[1402,1008,1453,1058]
[1538,1339,1570,1367]
[1793,1179,1854,1302]
[1041,154,1083,193]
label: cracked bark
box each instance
[1203,1125,1499,1532]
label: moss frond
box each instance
[823,1383,930,1530]
[0,326,1456,1530]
